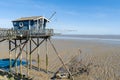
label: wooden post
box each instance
[26,40,29,77]
[48,39,74,80]
[29,38,32,69]
[45,38,48,73]
[20,39,22,78]
[9,40,12,72]
[37,54,40,71]
[15,39,18,74]
[37,38,40,71]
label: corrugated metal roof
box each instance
[12,16,49,22]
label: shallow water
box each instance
[52,35,120,45]
[0,59,27,69]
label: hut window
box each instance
[19,22,24,27]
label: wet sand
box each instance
[0,38,120,80]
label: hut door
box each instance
[33,21,37,31]
[39,19,44,30]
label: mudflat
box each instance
[0,38,120,80]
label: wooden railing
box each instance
[0,29,54,39]
[0,30,16,39]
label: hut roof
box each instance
[12,16,50,22]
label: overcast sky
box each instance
[0,0,120,34]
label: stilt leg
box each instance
[20,39,23,78]
[26,40,29,77]
[15,39,18,74]
[45,38,48,73]
[48,39,74,80]
[9,40,12,72]
[29,39,32,69]
[37,38,40,71]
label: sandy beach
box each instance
[0,37,120,80]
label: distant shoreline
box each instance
[53,34,120,39]
[52,35,120,46]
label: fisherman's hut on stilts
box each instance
[0,16,74,80]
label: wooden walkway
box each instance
[0,29,53,40]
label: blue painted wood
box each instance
[13,19,47,30]
[13,20,30,30]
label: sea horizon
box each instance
[54,34,120,39]
[52,34,120,45]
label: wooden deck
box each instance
[0,29,54,40]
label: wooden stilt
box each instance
[12,40,28,67]
[45,38,48,73]
[26,40,29,77]
[37,38,40,71]
[29,39,32,69]
[30,39,45,54]
[20,39,23,78]
[0,26,54,80]
[26,44,27,63]
[9,40,12,72]
[37,54,40,71]
[0,39,5,42]
[48,39,74,80]
[15,39,18,74]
